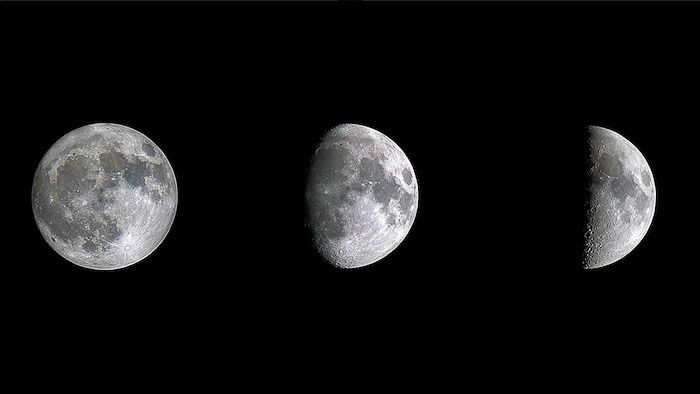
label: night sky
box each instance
[3,1,697,384]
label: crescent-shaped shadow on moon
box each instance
[305,123,418,269]
[584,126,656,269]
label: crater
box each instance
[142,143,156,157]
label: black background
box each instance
[2,1,698,385]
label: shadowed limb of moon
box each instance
[305,123,418,269]
[32,123,178,270]
[584,126,656,269]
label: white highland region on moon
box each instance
[306,123,418,269]
[585,126,656,269]
[32,123,178,270]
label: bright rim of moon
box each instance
[584,125,656,269]
[306,123,418,269]
[31,123,178,270]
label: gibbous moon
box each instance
[32,123,178,270]
[584,126,656,269]
[306,124,418,269]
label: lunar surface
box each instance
[306,123,418,269]
[584,126,656,269]
[32,123,178,270]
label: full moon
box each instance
[32,123,178,270]
[305,123,418,269]
[584,125,656,269]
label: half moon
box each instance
[584,126,656,269]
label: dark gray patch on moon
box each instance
[635,192,650,212]
[56,155,94,199]
[359,157,384,182]
[402,168,413,185]
[610,173,636,201]
[32,123,178,270]
[142,143,156,157]
[83,240,98,253]
[306,123,418,269]
[598,152,624,177]
[399,192,414,217]
[372,175,402,206]
[99,151,127,174]
[124,161,149,189]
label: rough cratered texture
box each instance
[584,126,656,269]
[32,123,178,270]
[306,124,418,269]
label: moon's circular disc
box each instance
[584,126,656,269]
[305,124,418,269]
[31,123,178,270]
